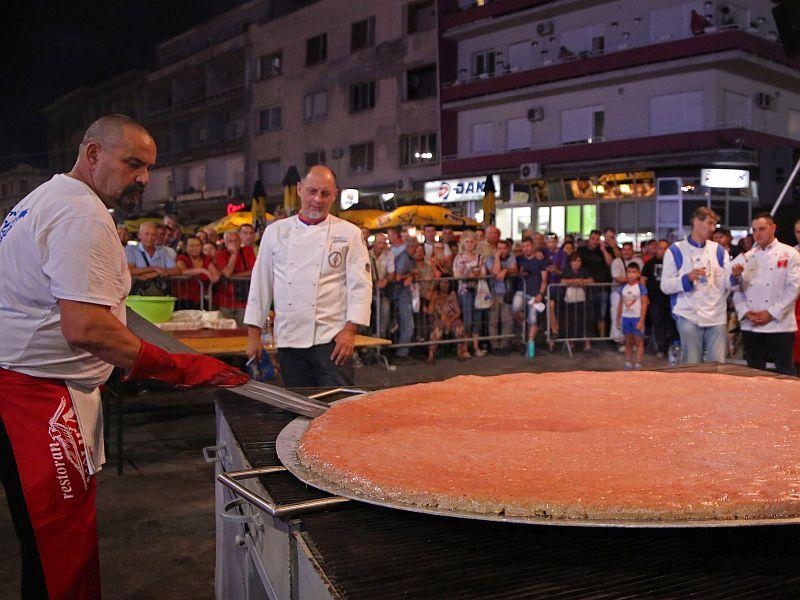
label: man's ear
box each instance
[85,141,101,168]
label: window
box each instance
[560,25,605,56]
[507,41,533,70]
[306,33,327,66]
[506,117,532,150]
[789,109,800,140]
[724,90,750,127]
[349,142,374,173]
[259,51,282,79]
[351,16,375,51]
[650,5,690,42]
[471,122,493,153]
[350,81,376,112]
[259,106,282,132]
[407,0,435,34]
[406,64,437,100]
[305,150,326,168]
[258,159,282,186]
[471,49,496,76]
[400,132,437,166]
[303,91,328,122]
[560,106,605,144]
[649,91,703,135]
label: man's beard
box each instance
[113,184,144,218]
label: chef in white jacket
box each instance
[245,165,372,387]
[730,213,800,375]
[661,206,732,364]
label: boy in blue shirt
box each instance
[616,263,649,370]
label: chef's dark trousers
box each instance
[0,415,48,599]
[650,300,678,354]
[742,331,796,376]
[277,342,354,388]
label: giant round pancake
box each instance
[297,372,800,521]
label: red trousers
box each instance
[0,368,101,599]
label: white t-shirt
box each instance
[0,174,130,390]
[611,256,644,291]
[620,282,647,319]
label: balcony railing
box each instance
[443,121,796,163]
[144,84,245,120]
[443,29,786,91]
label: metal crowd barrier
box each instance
[545,282,617,352]
[373,275,531,355]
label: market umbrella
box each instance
[282,166,301,213]
[364,204,480,230]
[250,180,269,238]
[339,209,386,227]
[482,174,496,225]
[207,210,274,234]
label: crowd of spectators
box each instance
[118,211,800,374]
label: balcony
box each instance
[144,84,245,120]
[156,137,244,166]
[442,123,798,175]
[442,30,797,104]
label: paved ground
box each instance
[0,345,665,599]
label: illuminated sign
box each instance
[700,169,750,189]
[340,188,359,210]
[424,176,502,203]
[226,202,246,215]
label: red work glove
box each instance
[123,340,249,387]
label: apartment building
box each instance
[247,0,440,208]
[141,0,311,221]
[42,70,147,175]
[438,0,800,242]
[0,164,50,216]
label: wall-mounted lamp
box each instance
[611,22,619,29]
[634,16,642,23]
[703,1,713,8]
[622,31,630,39]
[531,40,539,47]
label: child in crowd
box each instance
[616,263,649,370]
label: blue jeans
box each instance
[674,315,726,364]
[459,290,477,335]
[395,289,414,357]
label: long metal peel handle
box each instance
[217,466,350,518]
[307,388,367,400]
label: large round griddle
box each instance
[276,399,800,529]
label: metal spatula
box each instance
[126,308,328,418]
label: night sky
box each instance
[1,0,248,171]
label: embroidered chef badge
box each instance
[776,255,789,268]
[328,250,343,268]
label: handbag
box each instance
[474,278,493,309]
[564,285,586,303]
[411,282,421,313]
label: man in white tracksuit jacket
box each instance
[660,207,732,364]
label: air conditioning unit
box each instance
[332,148,344,159]
[536,21,555,37]
[519,163,541,180]
[396,177,412,191]
[755,92,775,109]
[527,107,545,122]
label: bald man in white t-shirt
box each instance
[0,115,247,598]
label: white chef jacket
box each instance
[660,237,731,326]
[731,239,800,333]
[244,214,372,348]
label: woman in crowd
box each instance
[452,230,487,358]
[560,253,593,353]
[195,228,208,245]
[425,279,467,363]
[412,244,436,341]
[430,241,453,278]
[202,242,217,260]
[175,236,221,309]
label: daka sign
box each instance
[424,176,502,204]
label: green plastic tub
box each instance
[125,295,177,323]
